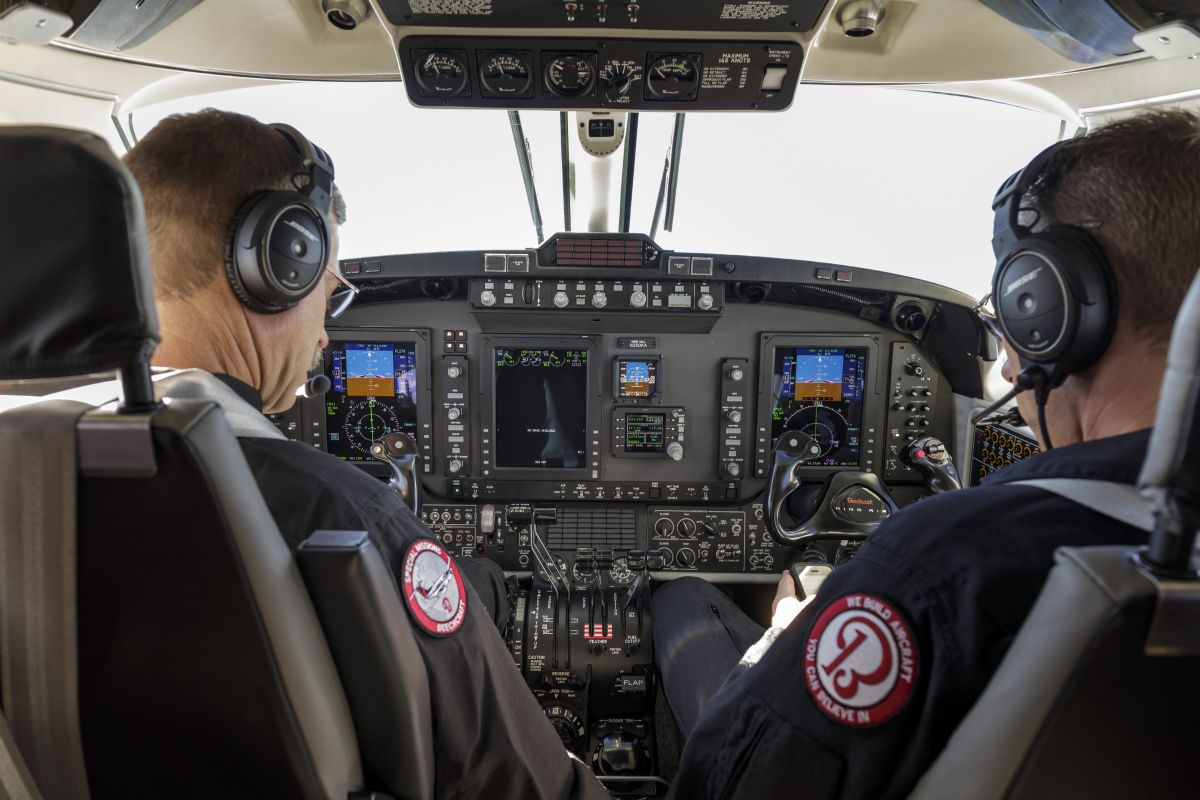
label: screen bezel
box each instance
[322,327,433,477]
[479,334,602,481]
[755,334,882,477]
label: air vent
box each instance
[546,507,637,551]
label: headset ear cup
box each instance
[225,192,287,314]
[1064,227,1119,374]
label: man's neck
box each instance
[151,297,263,391]
[1067,343,1165,445]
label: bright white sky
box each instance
[133,81,1062,300]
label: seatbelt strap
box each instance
[0,709,42,800]
[0,401,92,800]
[1009,478,1154,533]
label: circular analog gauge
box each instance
[343,398,403,454]
[414,50,469,96]
[480,52,532,97]
[571,559,599,589]
[646,55,698,100]
[608,557,634,586]
[545,54,595,97]
[781,405,850,461]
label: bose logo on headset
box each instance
[1003,266,1043,297]
[282,217,319,243]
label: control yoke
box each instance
[902,436,962,494]
[765,433,898,545]
[370,431,421,515]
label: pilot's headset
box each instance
[988,139,1119,446]
[224,123,336,314]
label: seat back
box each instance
[0,126,361,798]
[912,259,1200,799]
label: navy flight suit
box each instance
[656,429,1151,799]
[214,374,609,800]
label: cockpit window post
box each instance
[508,110,545,243]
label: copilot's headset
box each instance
[224,123,335,314]
[986,138,1119,447]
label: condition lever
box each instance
[370,431,421,515]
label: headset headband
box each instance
[270,122,335,218]
[990,139,1069,257]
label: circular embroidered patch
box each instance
[804,593,918,728]
[401,538,467,637]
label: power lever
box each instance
[902,436,962,494]
[370,431,421,514]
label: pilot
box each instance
[122,109,608,800]
[651,109,1200,798]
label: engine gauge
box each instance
[413,50,470,97]
[645,54,700,100]
[479,51,533,98]
[545,54,596,97]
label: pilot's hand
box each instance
[771,571,811,629]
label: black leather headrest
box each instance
[0,126,158,380]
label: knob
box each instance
[905,361,924,377]
[676,548,697,568]
[725,409,742,424]
[448,458,464,474]
[678,518,697,538]
[553,291,570,309]
[725,461,741,477]
[697,293,714,311]
[891,402,904,412]
[480,290,496,307]
[592,292,608,309]
[907,402,925,413]
[629,290,648,308]
[653,517,674,537]
[446,364,462,379]
[728,366,744,381]
[666,441,684,461]
[922,388,932,397]
[446,406,462,421]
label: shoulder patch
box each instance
[804,593,918,728]
[401,538,467,637]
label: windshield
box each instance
[131,82,1061,299]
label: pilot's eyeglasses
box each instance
[326,264,359,320]
[973,293,1005,341]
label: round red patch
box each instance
[401,538,467,637]
[804,593,918,728]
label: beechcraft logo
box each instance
[804,593,918,727]
[401,538,467,637]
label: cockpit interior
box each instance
[2,1,1199,798]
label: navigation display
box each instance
[769,347,867,467]
[324,342,419,461]
[494,348,589,469]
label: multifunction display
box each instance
[625,413,666,453]
[769,347,867,467]
[325,342,419,462]
[495,348,590,469]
